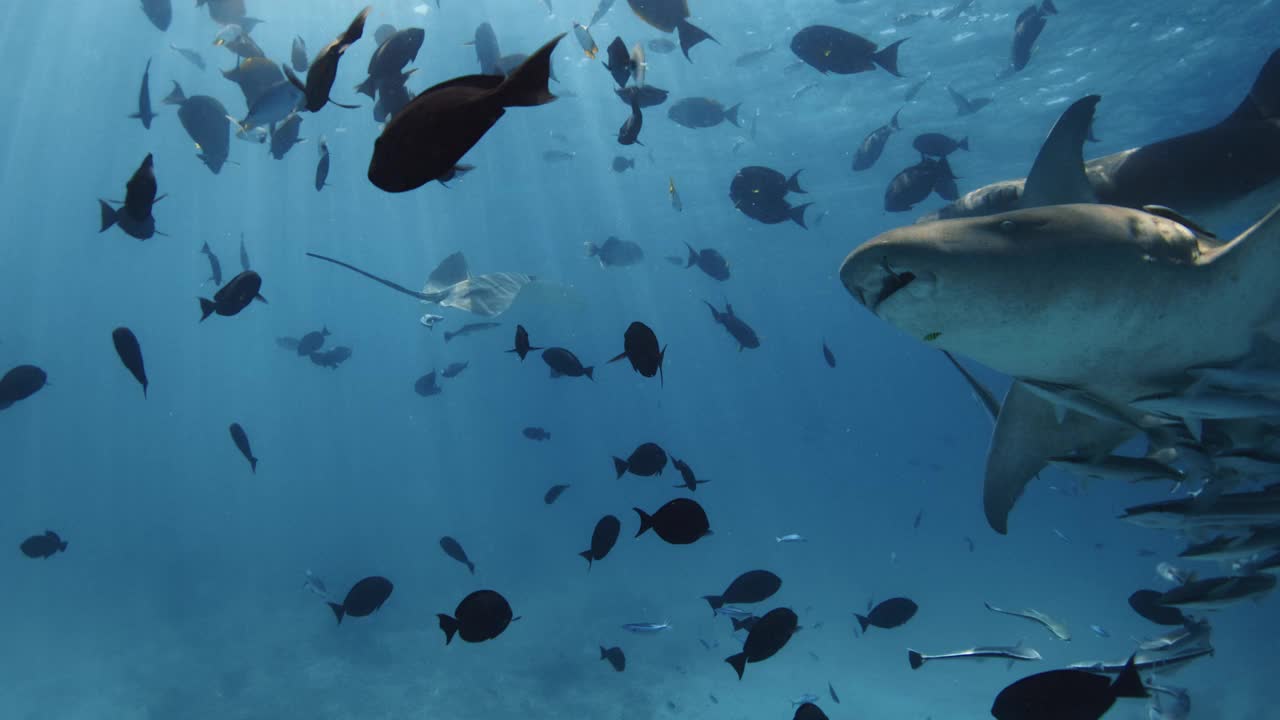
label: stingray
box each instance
[306,251,533,318]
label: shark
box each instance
[840,53,1280,533]
[921,49,1280,232]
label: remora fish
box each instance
[908,645,1042,669]
[984,602,1070,641]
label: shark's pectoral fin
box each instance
[1018,95,1100,209]
[985,380,1136,533]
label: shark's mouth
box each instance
[866,258,917,312]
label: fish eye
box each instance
[999,220,1016,233]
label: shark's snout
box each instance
[842,249,936,315]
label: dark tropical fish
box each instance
[228,422,258,472]
[269,112,304,160]
[794,704,828,720]
[216,27,267,61]
[600,645,626,671]
[791,26,906,76]
[543,484,570,504]
[634,497,710,544]
[580,515,621,568]
[315,138,331,191]
[0,365,47,410]
[671,458,709,491]
[614,442,668,478]
[1005,0,1058,77]
[913,133,969,157]
[99,153,164,240]
[856,597,918,632]
[543,150,575,162]
[852,109,901,171]
[508,325,542,360]
[729,166,809,228]
[947,84,992,116]
[445,322,500,342]
[828,682,840,704]
[198,0,255,26]
[626,0,715,60]
[20,530,67,559]
[618,95,644,145]
[822,341,836,368]
[612,156,636,173]
[131,59,158,129]
[616,85,669,107]
[608,322,665,380]
[162,83,230,173]
[222,56,284,113]
[291,35,309,72]
[140,0,171,31]
[991,655,1146,720]
[414,371,442,397]
[439,536,476,574]
[668,97,741,129]
[327,576,394,624]
[438,589,517,644]
[471,22,502,74]
[441,361,469,378]
[683,243,729,281]
[355,27,425,98]
[703,570,782,611]
[524,427,551,441]
[200,242,223,285]
[168,44,205,73]
[704,301,760,350]
[647,38,676,54]
[311,346,352,369]
[725,607,798,679]
[884,156,955,212]
[296,326,330,356]
[371,74,415,123]
[369,34,563,192]
[543,347,594,380]
[284,6,370,112]
[111,327,148,396]
[199,270,265,321]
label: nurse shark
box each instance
[839,50,1280,534]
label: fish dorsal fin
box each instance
[425,252,471,292]
[1019,95,1101,209]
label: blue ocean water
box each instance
[0,0,1276,718]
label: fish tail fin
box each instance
[677,20,716,61]
[466,562,475,575]
[730,617,749,631]
[1112,655,1149,699]
[584,242,598,257]
[725,103,742,128]
[959,137,970,151]
[249,457,258,473]
[584,366,594,381]
[328,602,345,624]
[704,301,721,322]
[340,6,372,51]
[855,614,871,633]
[579,550,594,568]
[354,76,378,98]
[437,614,458,644]
[873,39,908,78]
[725,653,747,679]
[198,298,217,322]
[702,595,724,612]
[1223,49,1280,127]
[322,326,330,336]
[790,203,812,229]
[613,457,629,478]
[162,81,185,105]
[599,646,608,659]
[908,650,924,669]
[685,243,698,268]
[98,200,117,232]
[496,33,564,107]
[633,507,652,536]
[1041,0,1059,13]
[60,540,68,552]
[787,170,806,194]
[200,242,211,254]
[890,107,902,130]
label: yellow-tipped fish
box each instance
[573,23,599,59]
[669,177,683,212]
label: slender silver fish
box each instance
[908,645,1042,669]
[623,621,671,633]
[984,602,1071,641]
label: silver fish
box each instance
[908,645,1042,669]
[984,601,1070,641]
[776,533,807,543]
[623,621,671,633]
[1069,646,1214,674]
[303,569,329,599]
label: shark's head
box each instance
[840,204,1211,385]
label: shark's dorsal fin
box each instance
[1018,95,1101,209]
[985,380,1136,533]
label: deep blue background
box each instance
[0,0,1275,717]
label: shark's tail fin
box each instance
[1223,50,1280,127]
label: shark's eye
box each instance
[999,220,1017,233]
